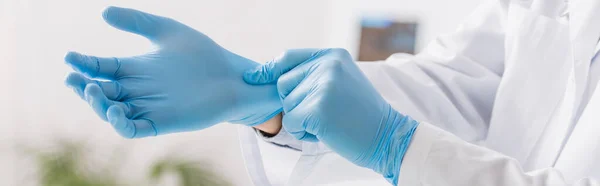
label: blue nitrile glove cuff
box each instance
[223,52,284,127]
[371,106,419,185]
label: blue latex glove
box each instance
[65,6,281,138]
[244,48,419,185]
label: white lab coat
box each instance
[239,0,600,185]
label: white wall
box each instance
[3,0,480,185]
[1,0,18,185]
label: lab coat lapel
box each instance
[569,0,600,110]
[553,0,600,182]
[485,2,573,167]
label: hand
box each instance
[65,6,281,138]
[243,48,419,184]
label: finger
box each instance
[107,105,157,138]
[65,52,123,79]
[84,83,130,121]
[276,63,312,100]
[281,79,311,113]
[243,48,327,84]
[282,107,319,142]
[102,6,174,41]
[65,73,124,100]
[65,73,85,100]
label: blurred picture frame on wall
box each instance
[358,17,418,61]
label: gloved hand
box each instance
[65,6,281,138]
[243,48,419,185]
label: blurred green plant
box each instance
[36,142,117,186]
[150,158,230,186]
[28,141,229,186]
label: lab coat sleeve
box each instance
[397,122,599,186]
[356,0,507,142]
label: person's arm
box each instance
[245,46,600,186]
[399,122,599,186]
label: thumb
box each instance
[282,107,319,142]
[243,48,327,84]
[102,6,176,41]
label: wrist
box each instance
[253,113,283,136]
